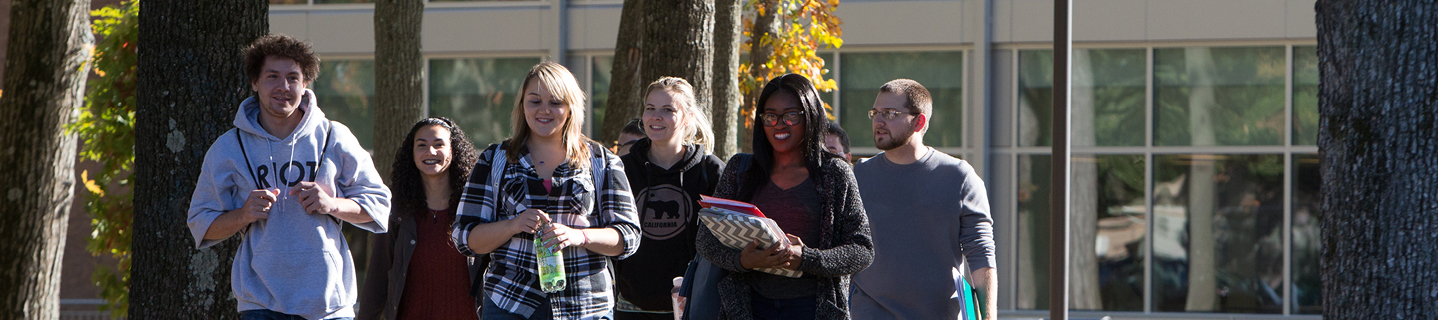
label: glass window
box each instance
[819,52,836,110]
[1293,46,1318,146]
[428,57,543,146]
[312,60,376,151]
[591,55,614,138]
[1152,154,1283,313]
[1015,154,1051,310]
[839,51,963,148]
[270,0,307,4]
[1291,154,1320,314]
[1016,154,1146,311]
[315,0,370,3]
[993,49,1014,148]
[1154,47,1285,146]
[1019,49,1147,147]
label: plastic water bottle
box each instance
[672,277,686,320]
[535,227,567,293]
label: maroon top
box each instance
[397,207,479,320]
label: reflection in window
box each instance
[1017,154,1146,311]
[1152,154,1283,313]
[270,0,307,4]
[312,60,376,151]
[1292,47,1318,146]
[1019,49,1146,147]
[314,0,370,3]
[839,51,962,148]
[591,56,613,138]
[1154,47,1285,146]
[1291,154,1320,314]
[428,57,542,146]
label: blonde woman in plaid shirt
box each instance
[451,62,642,320]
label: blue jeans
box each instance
[482,295,554,320]
[239,309,353,320]
[749,294,816,320]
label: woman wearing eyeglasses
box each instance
[694,73,874,320]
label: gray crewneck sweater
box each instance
[850,148,996,320]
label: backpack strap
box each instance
[590,141,607,188]
[313,121,335,182]
[235,131,262,188]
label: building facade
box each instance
[270,0,1321,318]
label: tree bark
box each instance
[1183,47,1218,312]
[711,0,742,159]
[131,1,267,318]
[0,0,92,318]
[602,0,716,148]
[600,0,646,145]
[640,0,714,122]
[373,0,424,183]
[1318,1,1438,318]
[1069,50,1101,310]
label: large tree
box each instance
[1318,1,1438,318]
[373,0,424,182]
[600,0,715,146]
[0,0,92,318]
[710,0,742,159]
[130,1,267,318]
[598,0,647,145]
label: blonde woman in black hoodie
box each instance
[615,77,726,320]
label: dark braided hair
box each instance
[389,117,479,215]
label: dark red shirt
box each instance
[397,207,479,320]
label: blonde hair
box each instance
[644,77,715,154]
[505,61,593,168]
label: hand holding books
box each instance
[697,195,804,278]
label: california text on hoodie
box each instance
[187,89,392,320]
[615,138,724,312]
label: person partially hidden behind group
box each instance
[694,73,874,320]
[360,117,483,320]
[451,61,643,320]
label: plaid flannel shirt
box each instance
[453,142,641,319]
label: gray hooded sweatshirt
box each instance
[188,89,391,320]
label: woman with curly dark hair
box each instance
[360,117,482,320]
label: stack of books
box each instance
[696,195,803,278]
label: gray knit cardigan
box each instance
[695,154,874,320]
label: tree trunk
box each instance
[1318,1,1438,318]
[365,0,423,293]
[711,0,741,159]
[0,0,91,318]
[743,0,780,105]
[131,1,267,318]
[602,0,715,148]
[373,0,424,184]
[600,0,646,145]
[1069,50,1101,310]
[640,0,714,121]
[1183,47,1218,312]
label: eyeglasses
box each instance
[867,109,919,121]
[760,111,806,127]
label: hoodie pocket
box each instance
[251,250,347,315]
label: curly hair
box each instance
[243,33,321,84]
[389,117,479,215]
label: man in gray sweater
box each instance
[851,79,997,320]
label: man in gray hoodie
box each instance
[188,34,392,320]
